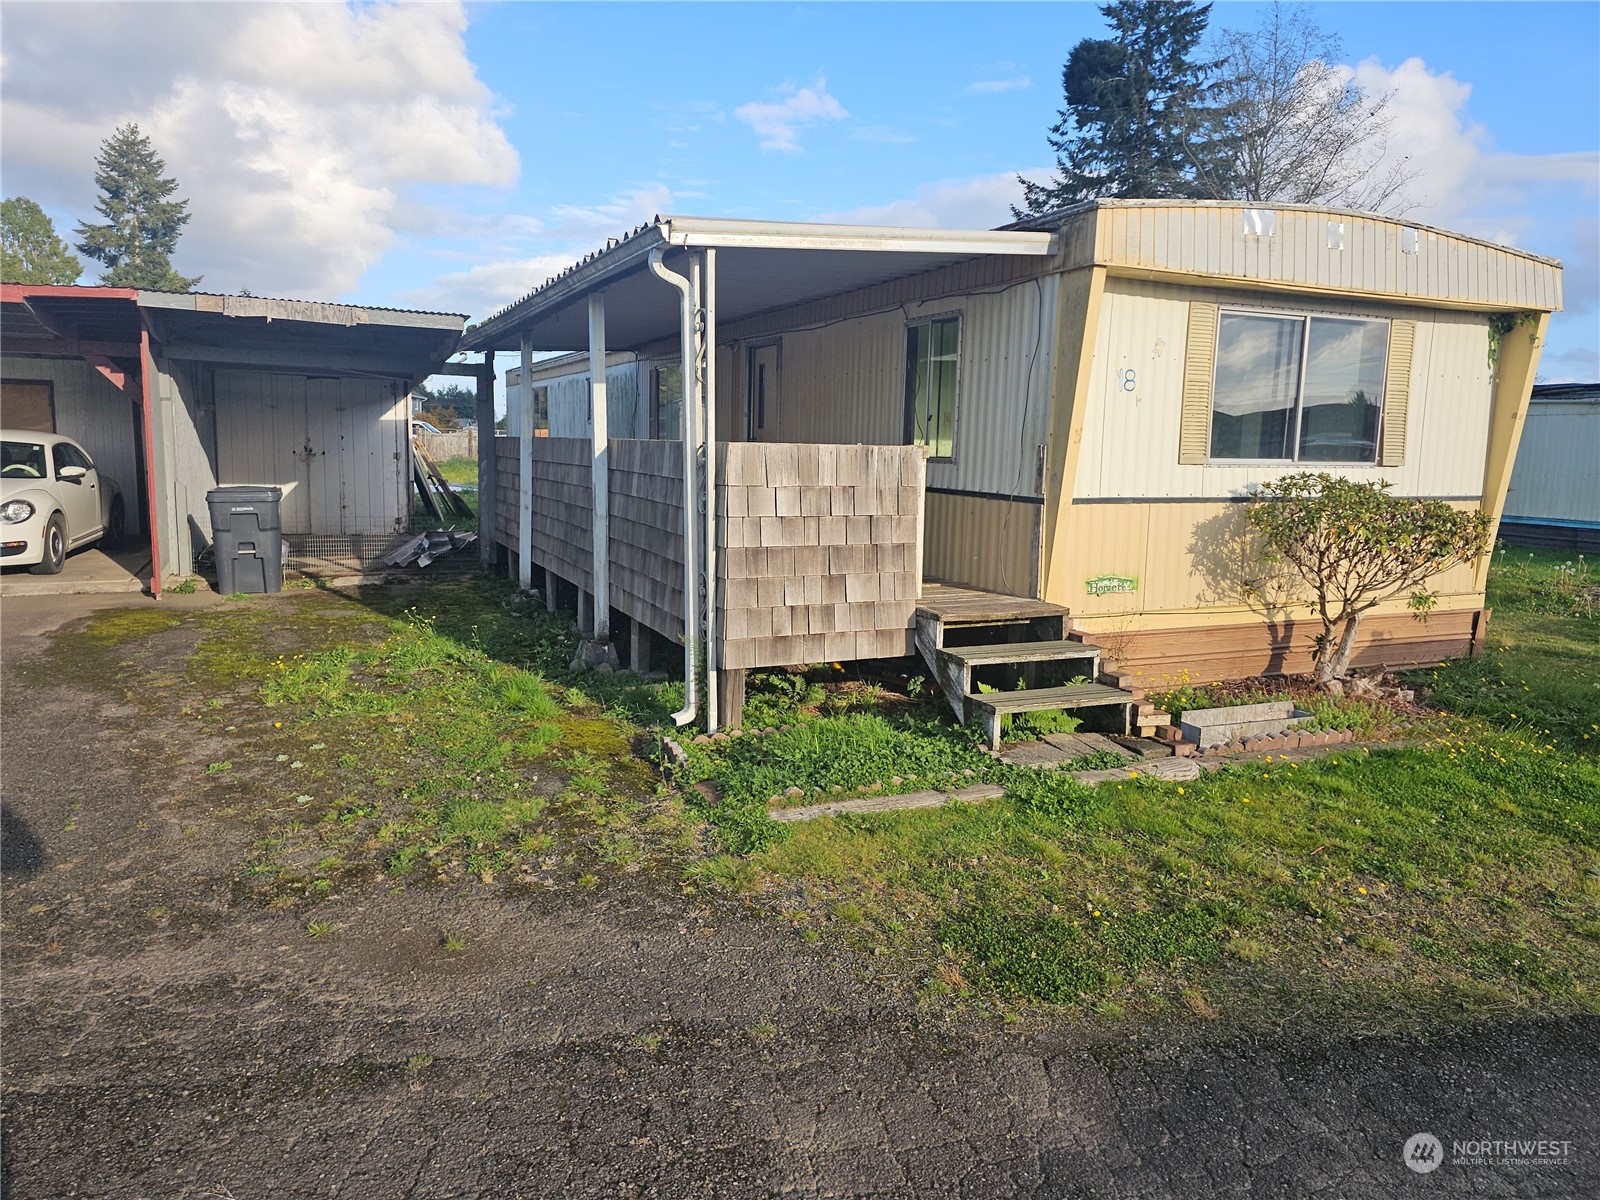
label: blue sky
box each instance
[3,2,1596,378]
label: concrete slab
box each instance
[0,546,151,597]
[770,784,1004,823]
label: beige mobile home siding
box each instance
[1088,203,1563,311]
[1073,277,1495,502]
[730,277,1056,501]
[214,370,408,536]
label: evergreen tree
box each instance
[1,197,83,284]
[1018,1,1221,215]
[75,124,201,291]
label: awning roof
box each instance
[460,215,1057,354]
[0,284,464,380]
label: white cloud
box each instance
[548,185,675,241]
[817,170,1043,229]
[0,1,516,298]
[733,80,847,153]
[403,184,680,317]
[966,76,1032,95]
[1344,56,1597,370]
[406,252,586,320]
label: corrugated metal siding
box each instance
[732,278,1055,500]
[1073,277,1495,501]
[1503,400,1600,523]
[505,362,641,439]
[0,355,140,527]
[214,370,406,537]
[922,492,1038,595]
[1086,204,1562,311]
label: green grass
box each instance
[683,545,1600,1028]
[434,457,479,486]
[65,577,690,908]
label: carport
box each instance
[1,285,464,595]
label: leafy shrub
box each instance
[688,713,992,807]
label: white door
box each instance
[747,344,780,442]
[305,380,350,534]
[52,441,103,544]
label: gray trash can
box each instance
[206,485,284,594]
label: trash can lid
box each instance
[206,485,283,504]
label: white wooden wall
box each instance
[212,369,408,535]
[0,355,141,528]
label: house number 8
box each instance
[1120,368,1137,392]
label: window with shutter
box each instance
[1379,320,1415,467]
[1178,303,1217,465]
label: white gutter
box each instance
[659,215,1057,257]
[648,245,701,728]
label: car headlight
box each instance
[0,500,35,524]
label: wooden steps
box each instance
[965,683,1136,751]
[940,640,1102,668]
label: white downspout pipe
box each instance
[701,247,718,731]
[648,245,701,728]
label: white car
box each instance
[1,430,126,574]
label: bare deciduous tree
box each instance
[1194,3,1417,214]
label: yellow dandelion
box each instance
[1358,886,1368,895]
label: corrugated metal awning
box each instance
[461,216,1056,353]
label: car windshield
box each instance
[1,440,48,479]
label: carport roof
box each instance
[1,284,465,380]
[459,215,1057,354]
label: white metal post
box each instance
[588,292,610,640]
[518,333,534,590]
[702,248,719,731]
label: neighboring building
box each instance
[1,285,463,591]
[1500,382,1600,552]
[504,350,685,441]
[462,202,1559,732]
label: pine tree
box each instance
[75,124,201,291]
[1018,1,1221,215]
[1,197,83,284]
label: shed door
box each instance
[747,344,780,442]
[305,380,351,534]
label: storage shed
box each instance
[1500,382,1600,552]
[461,202,1560,732]
[1,285,464,592]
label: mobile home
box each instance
[461,202,1560,733]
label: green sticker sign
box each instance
[1085,574,1138,596]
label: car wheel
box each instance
[105,498,126,549]
[29,514,66,575]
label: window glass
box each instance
[1211,313,1303,460]
[1298,318,1387,463]
[652,365,682,440]
[1,440,47,478]
[532,387,549,435]
[904,316,959,459]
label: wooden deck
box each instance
[915,581,1067,626]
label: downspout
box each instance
[648,245,701,728]
[138,319,163,598]
[701,248,718,731]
